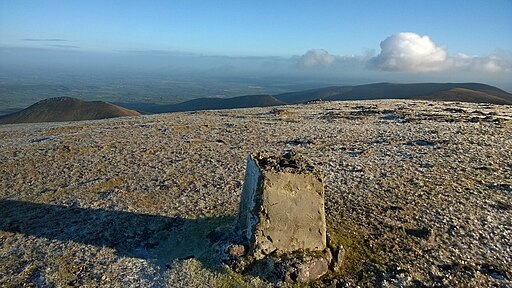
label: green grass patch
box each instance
[326,224,383,278]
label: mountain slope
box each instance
[0,100,510,287]
[0,97,141,124]
[3,83,509,124]
[414,88,512,105]
[116,82,510,115]
[273,86,353,104]
[274,82,512,104]
[151,94,286,113]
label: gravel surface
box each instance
[1,100,511,287]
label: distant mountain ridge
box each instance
[0,97,141,124]
[1,82,510,124]
[274,82,512,104]
[414,88,512,105]
[149,94,286,113]
[123,82,512,114]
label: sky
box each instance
[1,0,511,90]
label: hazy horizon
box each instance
[1,1,511,112]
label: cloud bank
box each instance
[47,44,80,49]
[449,53,509,73]
[23,38,68,42]
[367,32,510,73]
[295,33,510,74]
[297,49,336,69]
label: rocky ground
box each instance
[0,100,511,287]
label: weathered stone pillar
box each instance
[235,151,327,260]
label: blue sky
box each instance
[1,0,511,56]
[0,1,511,90]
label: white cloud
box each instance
[368,32,511,73]
[295,33,511,74]
[482,60,502,72]
[368,32,448,72]
[449,55,509,73]
[297,49,336,69]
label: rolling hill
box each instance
[148,94,286,113]
[0,97,141,124]
[274,82,512,104]
[129,82,511,114]
[1,83,510,124]
[413,87,512,104]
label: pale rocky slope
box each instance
[0,100,511,287]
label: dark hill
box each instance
[273,86,353,104]
[0,97,141,124]
[150,94,286,113]
[413,88,512,105]
[4,83,509,124]
[116,83,511,114]
[274,82,511,104]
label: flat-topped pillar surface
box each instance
[236,152,326,259]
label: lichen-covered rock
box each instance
[294,256,330,282]
[280,251,331,283]
[227,244,246,258]
[331,246,345,273]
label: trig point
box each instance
[235,151,327,259]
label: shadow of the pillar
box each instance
[0,200,233,267]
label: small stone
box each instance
[332,246,345,272]
[294,256,330,282]
[249,257,276,280]
[226,258,248,273]
[324,248,333,264]
[227,244,246,258]
[405,227,432,239]
[278,252,332,283]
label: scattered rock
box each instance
[31,137,54,143]
[331,246,345,273]
[420,163,434,168]
[350,109,380,116]
[490,201,511,211]
[487,183,512,193]
[322,111,340,122]
[348,166,363,173]
[305,99,323,104]
[284,139,313,146]
[444,108,466,113]
[407,140,436,146]
[283,254,330,282]
[385,205,404,212]
[348,150,364,157]
[381,114,401,121]
[479,263,510,280]
[227,244,246,258]
[438,262,475,278]
[405,227,432,240]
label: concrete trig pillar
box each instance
[236,151,327,259]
